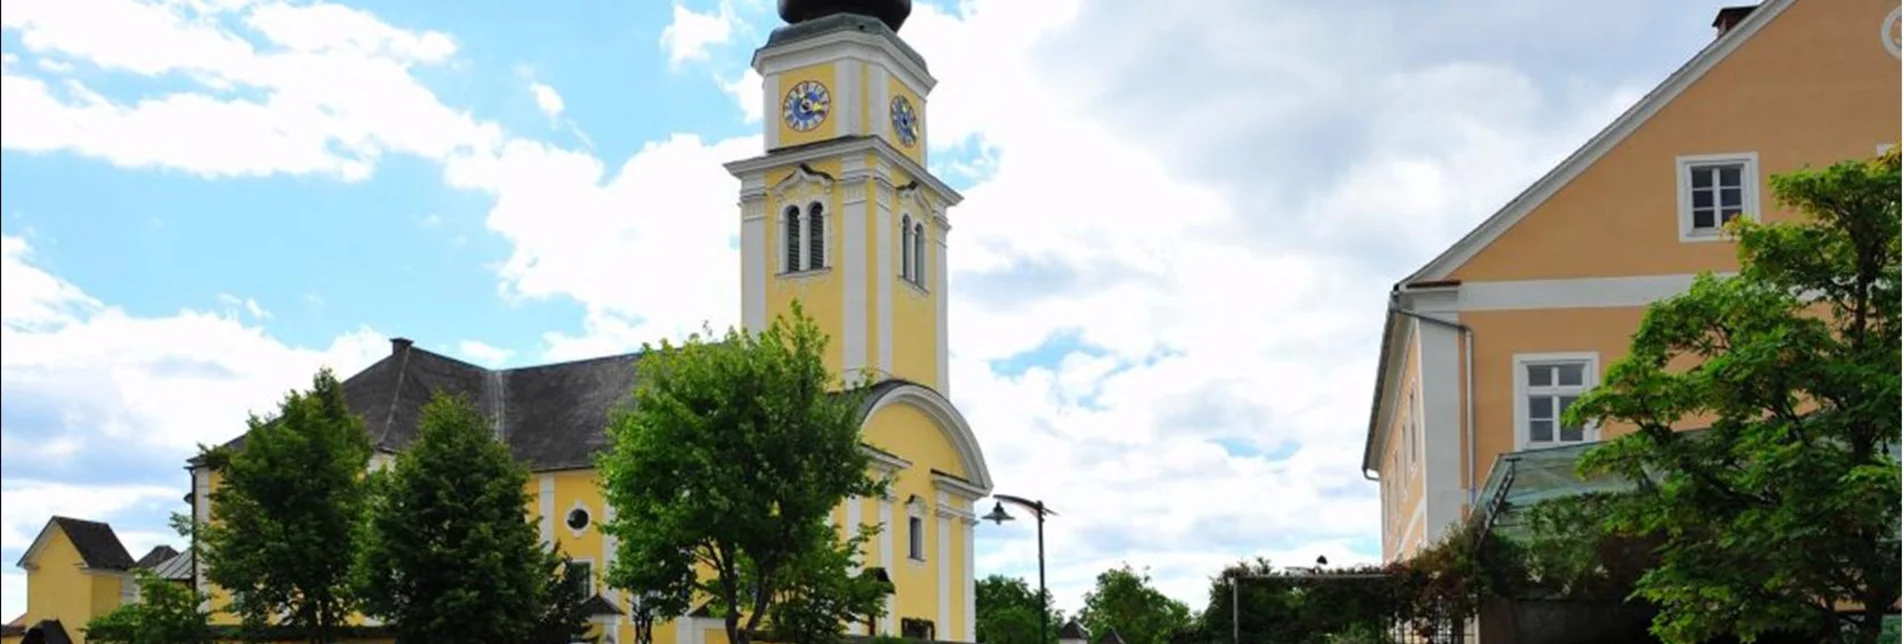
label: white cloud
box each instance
[2,235,389,454]
[0,0,501,180]
[457,340,515,367]
[529,81,565,120]
[719,67,763,124]
[658,1,736,68]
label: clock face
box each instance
[1886,8,1902,59]
[889,95,919,147]
[782,80,831,132]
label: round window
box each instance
[566,507,591,531]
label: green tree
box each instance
[1079,564,1194,644]
[354,392,553,643]
[597,303,888,644]
[84,571,217,644]
[200,368,372,643]
[1568,148,1902,643]
[527,549,600,644]
[975,575,1062,644]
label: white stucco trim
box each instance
[539,475,555,545]
[962,517,976,640]
[727,135,964,207]
[880,496,895,634]
[936,512,951,634]
[875,183,895,373]
[1404,0,1794,281]
[837,58,861,136]
[862,384,995,491]
[872,64,891,141]
[1417,315,1464,546]
[864,444,914,473]
[762,73,780,150]
[931,471,987,503]
[1675,151,1761,243]
[1511,352,1603,451]
[565,498,594,538]
[603,504,618,608]
[845,495,864,571]
[844,177,870,376]
[934,216,949,394]
[741,197,767,332]
[1405,273,1732,314]
[753,29,937,98]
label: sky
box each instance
[0,0,1741,621]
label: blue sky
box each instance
[1,0,1739,621]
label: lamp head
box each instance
[981,501,1014,525]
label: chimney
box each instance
[390,337,414,355]
[1712,4,1757,38]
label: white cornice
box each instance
[724,135,964,210]
[931,471,987,501]
[863,444,913,473]
[753,30,936,97]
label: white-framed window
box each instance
[1403,385,1420,471]
[900,214,915,281]
[904,496,926,562]
[1512,352,1600,449]
[566,558,595,599]
[781,202,829,273]
[1676,152,1759,242]
[565,500,593,537]
[911,221,927,286]
[782,205,802,272]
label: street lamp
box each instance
[981,494,1058,644]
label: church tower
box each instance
[725,0,960,393]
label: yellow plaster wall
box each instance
[23,528,97,641]
[775,63,840,148]
[883,74,926,166]
[1449,0,1901,282]
[88,573,124,621]
[765,160,847,377]
[863,401,967,635]
[1379,330,1428,561]
[881,163,942,389]
[1458,306,1726,496]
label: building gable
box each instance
[17,517,134,572]
[1409,0,1899,284]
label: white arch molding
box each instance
[860,383,995,492]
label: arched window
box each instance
[783,206,802,273]
[912,221,927,286]
[900,214,914,280]
[806,202,826,271]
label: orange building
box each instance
[1361,0,1901,561]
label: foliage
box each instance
[199,368,372,643]
[1567,148,1902,644]
[527,548,601,644]
[1513,492,1662,603]
[353,392,552,644]
[598,302,888,644]
[1079,564,1195,644]
[84,571,217,644]
[975,574,1063,644]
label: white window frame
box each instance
[781,202,831,274]
[781,205,803,274]
[1675,152,1760,243]
[1511,352,1601,450]
[905,496,927,563]
[565,499,593,537]
[568,557,596,598]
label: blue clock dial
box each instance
[782,80,831,132]
[889,95,919,147]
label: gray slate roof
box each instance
[47,517,134,571]
[205,340,930,473]
[133,545,179,569]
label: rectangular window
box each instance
[1676,153,1759,241]
[567,560,594,599]
[1514,353,1599,449]
[907,516,925,561]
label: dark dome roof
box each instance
[778,0,912,32]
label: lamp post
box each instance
[981,494,1058,644]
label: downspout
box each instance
[1387,306,1479,509]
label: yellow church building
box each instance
[5,2,993,643]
